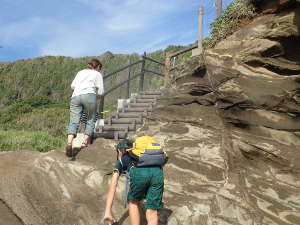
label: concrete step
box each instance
[93,91,162,140]
[129,103,151,108]
[117,112,147,118]
[105,118,143,124]
[138,95,161,99]
[101,124,136,132]
[124,107,151,113]
[141,91,162,95]
[93,131,127,140]
[134,98,155,103]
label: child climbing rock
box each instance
[101,136,168,225]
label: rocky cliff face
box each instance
[170,2,300,224]
[1,2,300,225]
[0,106,222,225]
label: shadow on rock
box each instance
[112,207,172,225]
[69,147,84,161]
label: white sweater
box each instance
[71,69,104,98]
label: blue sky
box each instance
[0,0,234,62]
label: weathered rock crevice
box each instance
[252,0,300,14]
[245,35,300,76]
[0,199,25,225]
[170,3,300,224]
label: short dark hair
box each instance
[115,139,133,160]
[116,139,133,151]
[88,58,102,69]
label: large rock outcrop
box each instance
[171,4,300,225]
[252,0,300,13]
[0,102,223,225]
[0,147,117,225]
[1,2,300,225]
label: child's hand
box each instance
[101,214,115,225]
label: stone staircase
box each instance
[93,91,162,140]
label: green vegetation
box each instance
[204,0,257,48]
[165,45,193,64]
[0,129,64,152]
[3,107,69,137]
[0,0,260,152]
[0,96,53,124]
[0,95,68,152]
[0,50,167,152]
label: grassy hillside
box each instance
[0,49,170,152]
[1,53,137,106]
[0,0,258,152]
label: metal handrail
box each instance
[164,43,198,77]
[103,72,142,96]
[103,60,143,80]
[169,43,197,58]
[97,52,164,119]
[144,69,164,77]
[144,56,165,66]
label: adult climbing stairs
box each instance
[93,91,161,140]
[73,52,166,147]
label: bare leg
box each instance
[128,201,140,225]
[146,209,158,225]
[67,134,74,146]
[82,134,90,147]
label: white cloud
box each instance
[104,14,144,31]
[76,0,195,33]
[1,0,222,60]
[39,0,200,57]
[143,35,174,52]
[76,0,175,12]
[39,21,106,57]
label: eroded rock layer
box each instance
[0,2,300,225]
[169,5,300,225]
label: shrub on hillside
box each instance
[0,102,32,123]
[204,0,257,48]
[11,107,68,137]
[23,96,52,107]
[0,96,52,123]
[0,51,166,152]
[164,45,192,66]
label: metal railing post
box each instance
[126,58,132,99]
[139,52,146,92]
[164,52,172,86]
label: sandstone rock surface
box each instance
[1,3,300,225]
[0,102,222,225]
[172,5,300,225]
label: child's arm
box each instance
[102,172,119,224]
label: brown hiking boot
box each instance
[65,145,73,157]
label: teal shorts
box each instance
[128,166,164,210]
